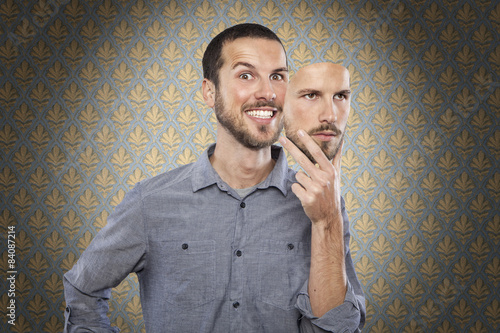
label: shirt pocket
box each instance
[258,240,311,310]
[158,240,216,308]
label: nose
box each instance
[319,98,337,123]
[255,79,276,102]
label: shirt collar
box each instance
[192,144,289,196]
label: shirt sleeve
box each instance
[295,197,366,333]
[63,184,147,333]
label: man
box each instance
[280,62,364,330]
[63,25,364,332]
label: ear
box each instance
[202,79,215,108]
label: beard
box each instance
[285,122,344,163]
[214,92,283,150]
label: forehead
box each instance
[290,64,349,94]
[221,37,287,69]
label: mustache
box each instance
[242,101,283,112]
[308,123,342,136]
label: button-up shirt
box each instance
[64,144,365,332]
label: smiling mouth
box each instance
[245,109,276,119]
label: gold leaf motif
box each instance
[290,42,313,67]
[470,193,491,221]
[355,170,376,201]
[388,129,410,159]
[27,294,49,321]
[354,255,376,283]
[94,209,110,230]
[63,82,84,112]
[472,24,493,50]
[423,2,444,28]
[144,19,165,48]
[486,173,500,201]
[11,105,33,131]
[371,233,393,262]
[423,44,444,72]
[14,60,35,88]
[422,129,443,157]
[162,1,183,28]
[44,230,66,260]
[178,20,201,49]
[44,273,62,303]
[94,167,116,196]
[436,150,458,180]
[341,22,363,46]
[14,145,35,174]
[29,166,49,195]
[15,18,35,46]
[129,83,150,110]
[0,123,18,151]
[0,166,17,195]
[61,209,83,238]
[453,172,473,201]
[127,167,147,187]
[77,230,94,251]
[438,66,459,93]
[97,0,118,27]
[470,108,492,137]
[125,295,143,322]
[193,126,214,152]
[162,41,183,71]
[45,187,67,216]
[487,130,500,159]
[388,171,410,201]
[27,251,49,279]
[391,2,411,27]
[371,192,393,222]
[419,299,440,325]
[112,61,134,90]
[0,0,21,25]
[30,81,51,109]
[404,277,424,306]
[144,147,166,176]
[404,234,424,264]
[47,60,69,89]
[387,214,409,241]
[160,126,181,156]
[325,1,347,29]
[455,44,477,72]
[370,276,392,302]
[97,40,118,71]
[453,214,473,244]
[176,146,197,165]
[436,235,457,265]
[374,23,395,52]
[440,23,460,51]
[130,0,151,28]
[308,21,328,48]
[177,105,199,133]
[387,256,409,285]
[80,19,101,47]
[437,108,460,134]
[373,66,395,95]
[62,125,84,153]
[195,1,216,29]
[355,213,377,240]
[80,61,101,89]
[60,251,78,272]
[419,214,442,241]
[145,104,167,135]
[111,104,133,134]
[435,277,457,305]
[355,128,378,155]
[63,40,84,69]
[437,193,458,220]
[451,299,472,327]
[127,126,149,155]
[177,62,199,92]
[78,189,99,219]
[78,145,99,176]
[30,124,51,154]
[357,1,377,23]
[95,82,117,112]
[110,147,133,177]
[485,300,500,326]
[113,19,134,47]
[324,43,346,63]
[469,278,489,303]
[407,23,428,50]
[485,256,500,285]
[260,1,281,26]
[0,39,19,68]
[12,187,34,217]
[161,83,182,112]
[342,148,361,179]
[356,85,377,111]
[64,0,86,25]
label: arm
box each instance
[280,132,365,331]
[63,185,147,333]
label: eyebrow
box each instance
[232,62,288,73]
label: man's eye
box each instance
[240,73,253,80]
[271,73,283,80]
[334,94,346,100]
[304,93,317,100]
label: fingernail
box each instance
[279,137,287,145]
[298,130,304,137]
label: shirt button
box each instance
[182,243,188,250]
[233,301,240,308]
[287,243,294,250]
[240,202,246,208]
[236,250,242,257]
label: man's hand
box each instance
[279,130,343,227]
[280,129,347,317]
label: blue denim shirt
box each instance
[64,144,365,332]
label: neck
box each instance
[210,131,275,189]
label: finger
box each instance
[279,135,318,177]
[294,130,333,173]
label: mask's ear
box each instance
[202,79,215,108]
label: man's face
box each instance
[283,63,351,162]
[205,37,288,149]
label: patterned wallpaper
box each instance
[0,0,499,332]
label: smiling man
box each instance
[63,26,364,333]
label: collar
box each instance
[191,143,289,196]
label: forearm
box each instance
[308,216,347,317]
[63,276,118,333]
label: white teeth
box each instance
[246,110,274,119]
